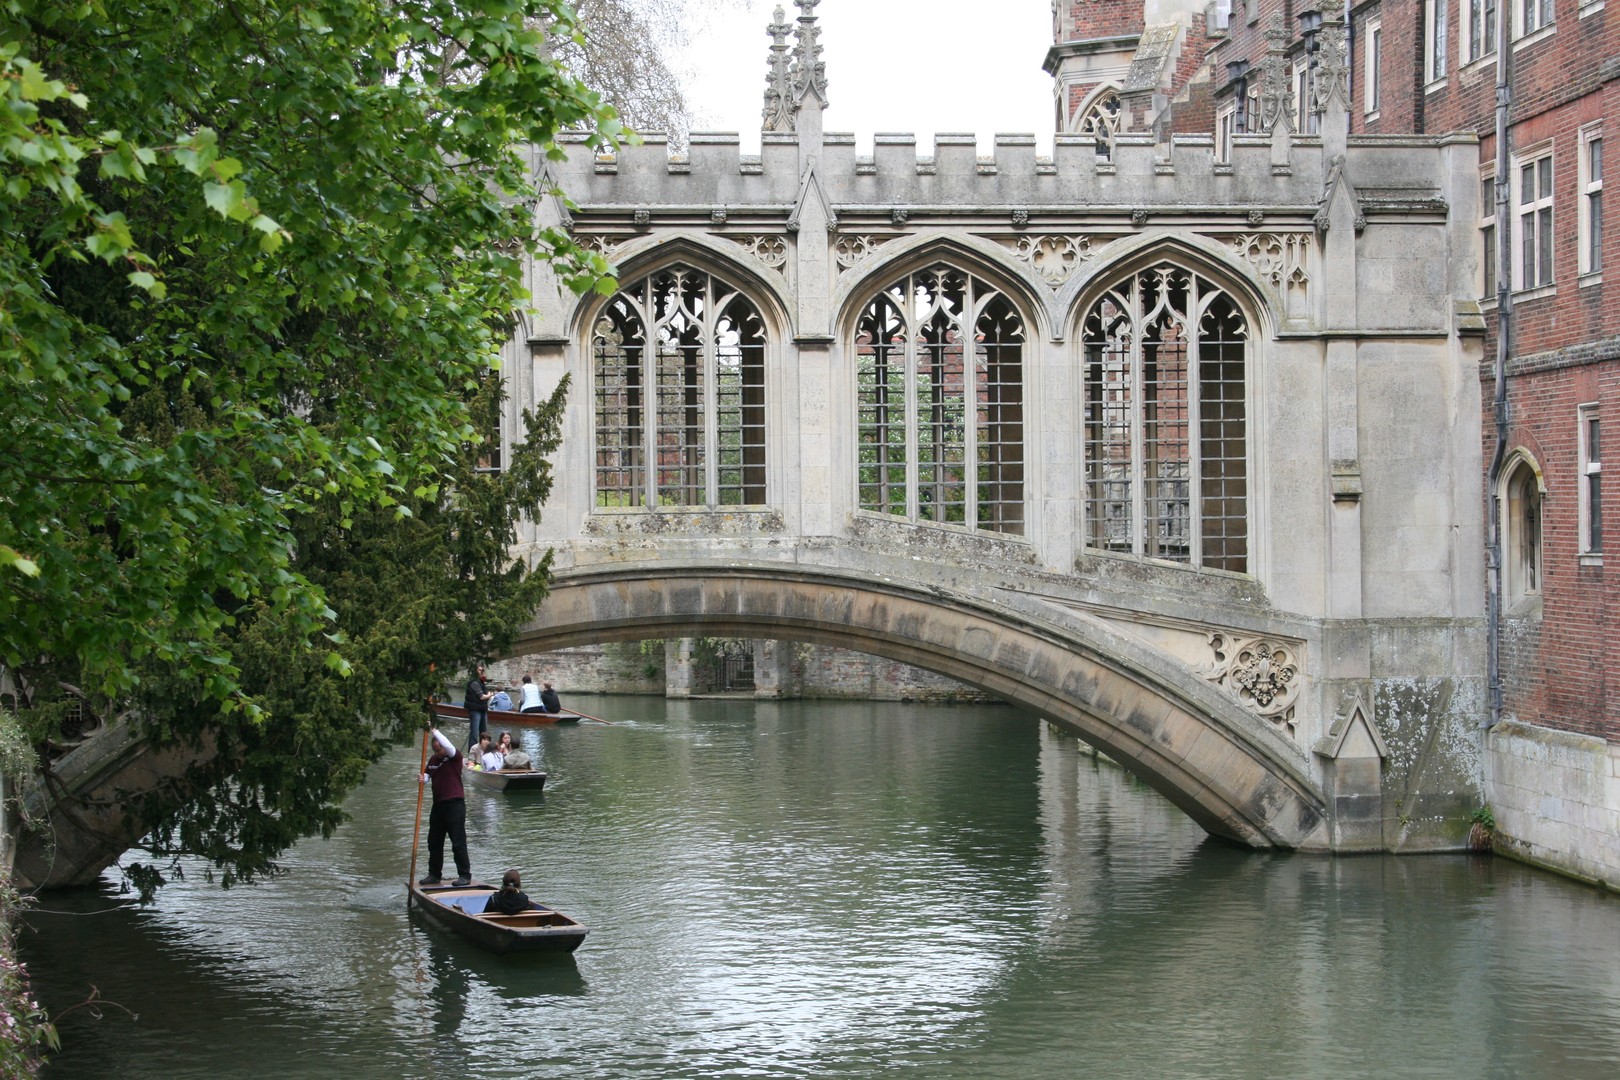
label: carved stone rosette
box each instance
[1230,232,1310,296]
[833,234,893,270]
[574,234,620,259]
[999,234,1097,285]
[1200,632,1302,731]
[731,234,789,272]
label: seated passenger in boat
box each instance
[476,732,504,772]
[518,674,545,714]
[483,869,539,915]
[488,688,513,712]
[540,681,562,714]
[500,733,533,770]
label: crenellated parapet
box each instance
[552,129,1452,223]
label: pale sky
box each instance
[676,1,1058,154]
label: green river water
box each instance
[19,697,1620,1079]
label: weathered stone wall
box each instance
[1486,721,1620,889]
[485,644,662,699]
[487,642,995,703]
[787,645,997,702]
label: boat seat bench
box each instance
[477,911,569,927]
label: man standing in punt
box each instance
[420,726,472,887]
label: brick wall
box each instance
[1061,0,1145,41]
[1484,349,1619,742]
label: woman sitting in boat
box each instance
[488,687,513,712]
[540,681,562,714]
[518,674,544,714]
[483,869,540,915]
[476,732,504,772]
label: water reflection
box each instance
[21,698,1620,1080]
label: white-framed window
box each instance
[1216,102,1237,163]
[1466,0,1499,62]
[1292,60,1318,134]
[1578,125,1604,277]
[1515,148,1554,289]
[1364,17,1383,115]
[1579,403,1603,556]
[1519,0,1554,36]
[1481,169,1499,299]
[1503,456,1543,606]
[1425,0,1449,83]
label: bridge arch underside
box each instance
[518,569,1328,851]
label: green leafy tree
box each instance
[0,1,617,887]
[128,376,571,891]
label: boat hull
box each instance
[408,881,587,954]
[433,702,583,727]
[466,768,547,793]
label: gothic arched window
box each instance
[1503,457,1542,608]
[855,266,1025,534]
[1075,88,1122,158]
[593,266,766,508]
[1082,263,1248,571]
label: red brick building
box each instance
[1049,0,1617,879]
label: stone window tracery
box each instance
[1074,89,1122,159]
[592,266,767,509]
[1082,263,1249,572]
[854,266,1026,535]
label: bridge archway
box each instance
[519,562,1328,850]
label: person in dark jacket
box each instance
[539,680,562,714]
[483,869,539,915]
[419,726,472,887]
[464,664,492,751]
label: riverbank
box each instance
[0,870,54,1076]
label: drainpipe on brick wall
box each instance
[1484,1,1514,731]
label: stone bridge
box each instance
[523,551,1327,848]
[493,6,1486,855]
[15,6,1490,886]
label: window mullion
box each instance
[1189,279,1205,568]
[1129,278,1146,557]
[701,290,718,509]
[904,315,920,523]
[642,280,659,509]
[963,283,979,529]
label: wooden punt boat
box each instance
[432,701,584,727]
[465,766,547,793]
[408,880,588,954]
